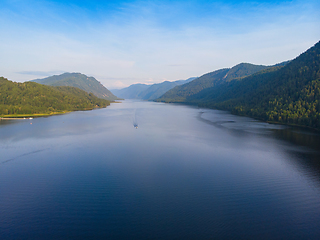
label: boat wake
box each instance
[133,108,138,129]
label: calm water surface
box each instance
[1,100,320,239]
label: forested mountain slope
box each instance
[31,73,119,101]
[0,77,110,116]
[196,41,320,129]
[157,63,274,102]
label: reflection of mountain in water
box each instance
[272,128,320,152]
[0,120,18,127]
[288,151,320,187]
[272,128,320,186]
[198,110,320,186]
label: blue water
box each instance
[1,100,320,239]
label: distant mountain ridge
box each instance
[157,41,320,130]
[31,73,119,101]
[196,41,320,129]
[111,77,196,100]
[157,63,285,103]
[111,84,150,99]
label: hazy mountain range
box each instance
[110,77,196,100]
[157,62,289,103]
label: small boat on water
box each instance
[134,124,138,129]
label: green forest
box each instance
[157,41,320,130]
[0,77,110,117]
[157,62,284,103]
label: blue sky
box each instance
[1,0,319,88]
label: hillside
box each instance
[157,63,275,103]
[111,77,196,100]
[157,41,320,130]
[0,77,110,117]
[197,41,320,129]
[31,73,119,101]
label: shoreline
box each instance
[0,111,71,120]
[0,105,110,120]
[156,101,320,132]
[0,117,29,120]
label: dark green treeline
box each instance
[0,77,110,116]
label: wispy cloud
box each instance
[1,0,319,87]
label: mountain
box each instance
[158,41,320,130]
[111,77,196,100]
[139,77,196,100]
[110,84,150,99]
[157,63,277,103]
[31,72,119,101]
[0,77,110,117]
[198,41,320,129]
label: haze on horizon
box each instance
[1,0,319,89]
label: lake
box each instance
[1,100,320,239]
